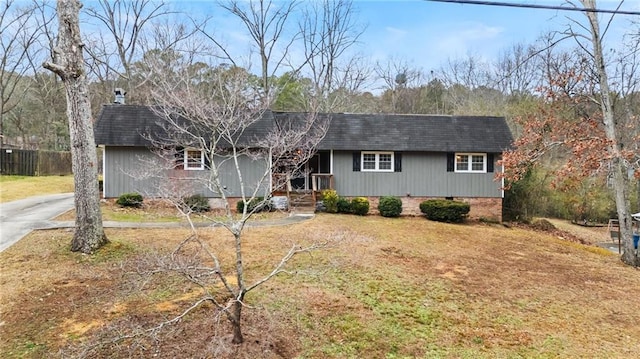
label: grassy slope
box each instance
[0,175,74,203]
[1,214,638,358]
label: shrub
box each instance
[337,197,352,214]
[116,192,143,208]
[322,189,339,213]
[350,197,370,216]
[419,199,469,223]
[183,194,210,212]
[236,197,271,213]
[378,196,403,217]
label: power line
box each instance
[424,0,640,16]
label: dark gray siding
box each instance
[103,146,269,198]
[332,151,502,198]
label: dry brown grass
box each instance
[0,175,74,203]
[1,214,639,358]
[55,199,291,223]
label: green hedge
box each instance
[237,197,271,213]
[378,196,403,217]
[351,197,370,216]
[419,199,469,223]
[116,192,143,208]
[321,193,369,216]
[337,197,352,214]
[322,189,339,213]
[183,194,210,212]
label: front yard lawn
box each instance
[1,214,637,358]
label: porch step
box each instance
[289,192,316,214]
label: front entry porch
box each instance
[272,151,334,211]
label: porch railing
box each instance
[272,173,334,208]
[311,173,334,192]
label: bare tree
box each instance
[501,0,639,264]
[575,0,636,265]
[494,42,541,97]
[214,0,299,98]
[0,0,52,147]
[126,55,329,344]
[83,0,172,103]
[436,53,507,115]
[17,2,68,151]
[298,0,366,111]
[375,57,426,113]
[43,0,107,253]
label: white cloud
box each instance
[410,22,503,68]
[385,26,408,38]
[454,22,503,40]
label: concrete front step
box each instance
[290,206,316,214]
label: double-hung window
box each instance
[361,151,394,172]
[184,149,204,170]
[455,153,486,173]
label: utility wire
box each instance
[424,0,640,16]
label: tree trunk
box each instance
[231,231,245,344]
[230,300,244,344]
[582,0,635,265]
[43,0,107,253]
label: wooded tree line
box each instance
[2,1,635,147]
[1,2,639,233]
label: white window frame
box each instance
[455,153,487,173]
[361,151,394,172]
[184,149,205,170]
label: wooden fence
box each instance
[0,148,72,176]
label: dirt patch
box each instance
[544,218,611,244]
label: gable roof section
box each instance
[94,105,160,146]
[273,112,513,153]
[94,104,275,147]
[95,106,513,153]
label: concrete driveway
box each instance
[0,193,74,252]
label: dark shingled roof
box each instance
[95,105,513,153]
[94,105,275,147]
[314,113,513,152]
[94,105,161,147]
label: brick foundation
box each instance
[351,196,503,222]
[223,195,504,221]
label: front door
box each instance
[290,151,330,191]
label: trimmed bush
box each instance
[183,194,210,212]
[236,197,271,213]
[419,199,469,223]
[378,196,403,217]
[322,189,339,213]
[337,197,352,214]
[350,197,370,216]
[116,192,143,208]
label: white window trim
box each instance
[361,151,394,172]
[184,149,205,170]
[454,153,487,173]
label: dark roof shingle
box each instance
[315,113,513,152]
[95,106,513,153]
[94,105,275,147]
